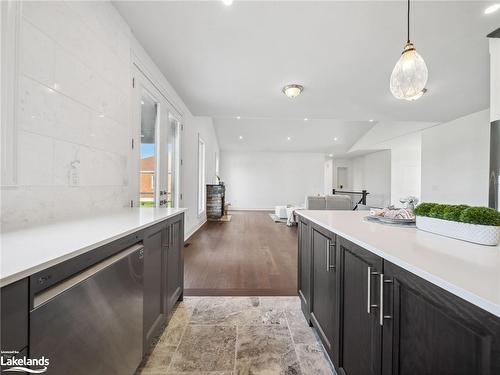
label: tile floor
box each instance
[137,296,335,375]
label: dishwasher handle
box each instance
[33,243,144,310]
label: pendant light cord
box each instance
[407,0,410,43]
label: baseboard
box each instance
[184,219,207,241]
[229,207,274,212]
[184,288,298,296]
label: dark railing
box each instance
[332,189,369,211]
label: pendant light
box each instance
[390,0,428,100]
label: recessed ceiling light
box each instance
[222,0,233,5]
[236,116,241,120]
[287,136,291,141]
[304,118,309,121]
[369,119,374,122]
[282,84,303,98]
[329,154,333,158]
[334,137,338,141]
[239,135,243,140]
[484,3,500,14]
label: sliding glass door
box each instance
[139,93,159,207]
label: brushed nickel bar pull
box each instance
[380,273,384,325]
[367,267,379,314]
[380,275,393,326]
[329,240,336,270]
[367,267,372,313]
[326,240,331,272]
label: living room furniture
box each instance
[305,195,352,210]
[275,205,288,219]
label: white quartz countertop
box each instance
[296,210,500,318]
[0,207,187,287]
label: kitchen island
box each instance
[296,210,500,375]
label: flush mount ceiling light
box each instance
[222,0,233,6]
[282,84,303,98]
[239,135,243,140]
[328,154,334,158]
[390,0,428,101]
[485,3,500,14]
[236,116,241,120]
[287,136,291,141]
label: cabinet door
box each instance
[166,214,184,313]
[382,261,500,375]
[338,237,382,375]
[298,218,311,321]
[1,279,28,353]
[310,224,338,361]
[143,223,166,351]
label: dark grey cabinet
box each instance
[165,214,184,313]
[0,278,28,353]
[144,212,185,352]
[297,218,500,375]
[338,237,382,375]
[143,222,166,352]
[381,260,500,375]
[310,224,338,362]
[298,218,311,321]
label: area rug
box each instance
[269,213,287,223]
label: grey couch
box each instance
[305,195,352,210]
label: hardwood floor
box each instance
[184,211,298,296]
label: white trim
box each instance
[1,0,20,186]
[197,135,206,217]
[184,218,207,241]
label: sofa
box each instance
[305,195,352,210]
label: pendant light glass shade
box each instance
[390,42,428,100]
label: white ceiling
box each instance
[214,117,374,153]
[115,1,499,153]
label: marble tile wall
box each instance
[137,296,336,375]
[1,1,133,230]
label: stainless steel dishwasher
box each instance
[30,244,144,375]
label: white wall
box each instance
[491,38,500,122]
[0,1,219,237]
[182,117,220,237]
[387,133,421,206]
[421,109,490,206]
[220,151,324,210]
[1,1,133,230]
[324,159,333,195]
[350,151,391,208]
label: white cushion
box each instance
[275,205,288,219]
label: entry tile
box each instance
[170,325,237,372]
[235,325,301,375]
[295,343,334,375]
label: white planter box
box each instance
[416,216,500,246]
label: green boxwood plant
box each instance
[414,202,500,226]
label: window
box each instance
[198,136,206,216]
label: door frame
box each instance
[131,61,183,208]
